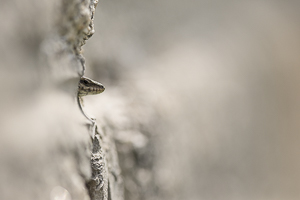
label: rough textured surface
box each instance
[87,134,109,200]
[2,0,300,200]
[0,0,124,200]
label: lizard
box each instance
[77,76,105,124]
[78,76,105,97]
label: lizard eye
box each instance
[83,80,89,85]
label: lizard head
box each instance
[78,76,105,97]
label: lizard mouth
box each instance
[78,85,105,96]
[82,86,104,92]
[88,86,105,92]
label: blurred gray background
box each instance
[1,0,300,199]
[84,0,300,199]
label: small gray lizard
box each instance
[77,76,105,123]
